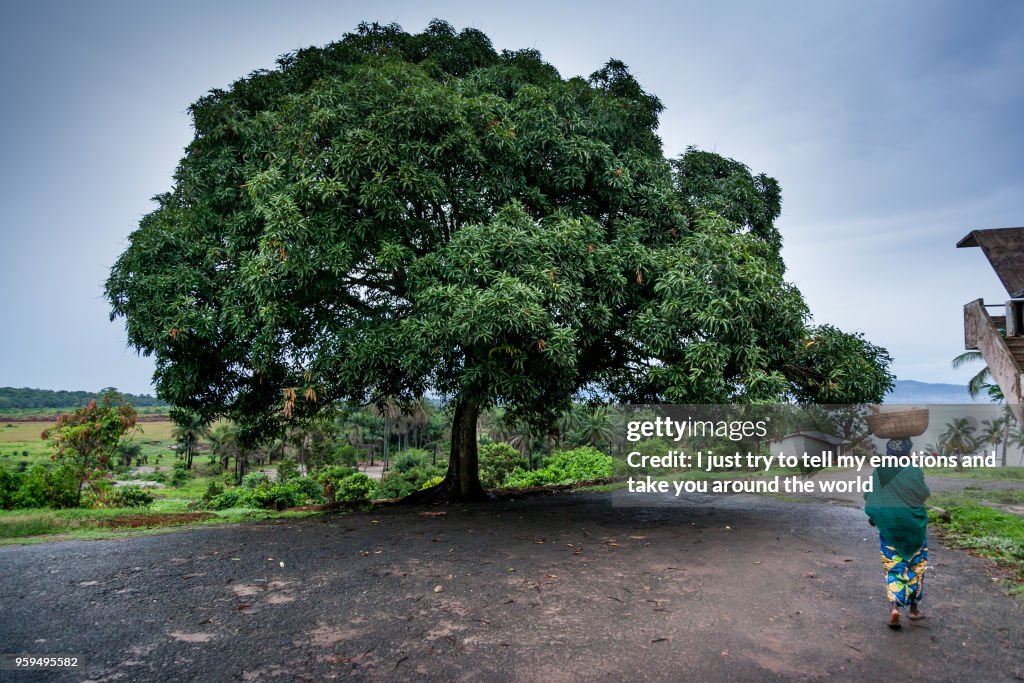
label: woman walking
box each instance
[864,438,930,629]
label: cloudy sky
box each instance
[0,0,1020,395]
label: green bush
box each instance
[391,449,431,473]
[81,479,115,508]
[203,479,224,501]
[13,465,79,509]
[293,476,326,504]
[170,462,190,487]
[241,472,270,489]
[478,443,523,488]
[505,446,613,488]
[207,487,253,510]
[208,476,323,511]
[374,466,443,499]
[0,467,19,509]
[250,482,303,510]
[336,472,376,502]
[315,466,357,503]
[420,475,444,491]
[334,444,358,467]
[112,485,155,508]
[275,458,299,483]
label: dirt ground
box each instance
[1,487,1022,682]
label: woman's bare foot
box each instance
[888,605,902,629]
[909,605,925,620]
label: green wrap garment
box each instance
[864,466,930,560]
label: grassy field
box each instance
[0,406,169,420]
[0,422,55,466]
[0,419,179,469]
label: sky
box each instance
[0,0,1021,396]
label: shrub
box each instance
[504,446,613,488]
[276,458,299,483]
[336,473,376,502]
[112,485,155,508]
[502,466,546,488]
[420,475,444,491]
[13,464,79,509]
[203,479,224,501]
[374,466,443,499]
[334,444,358,467]
[170,462,190,487]
[478,443,524,488]
[208,476,322,511]
[0,467,21,509]
[250,482,303,511]
[391,449,431,473]
[207,487,254,510]
[81,479,116,507]
[293,476,326,504]
[315,466,357,503]
[241,472,270,489]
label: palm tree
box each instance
[939,417,981,471]
[1010,425,1024,467]
[579,407,615,449]
[488,408,518,444]
[557,404,586,446]
[981,410,1018,467]
[171,410,209,470]
[209,422,240,474]
[952,347,1017,464]
[951,350,998,399]
[409,398,433,450]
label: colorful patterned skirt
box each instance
[879,534,927,606]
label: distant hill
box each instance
[884,380,993,405]
[0,387,167,411]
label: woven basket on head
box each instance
[865,407,929,439]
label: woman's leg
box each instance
[879,535,913,628]
[907,545,928,620]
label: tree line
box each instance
[0,387,167,410]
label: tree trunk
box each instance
[1001,418,1010,467]
[446,397,487,499]
[403,396,487,503]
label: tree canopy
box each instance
[106,20,893,500]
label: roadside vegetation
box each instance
[0,395,865,541]
[0,391,636,541]
[930,487,1024,591]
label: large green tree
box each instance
[106,21,893,501]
